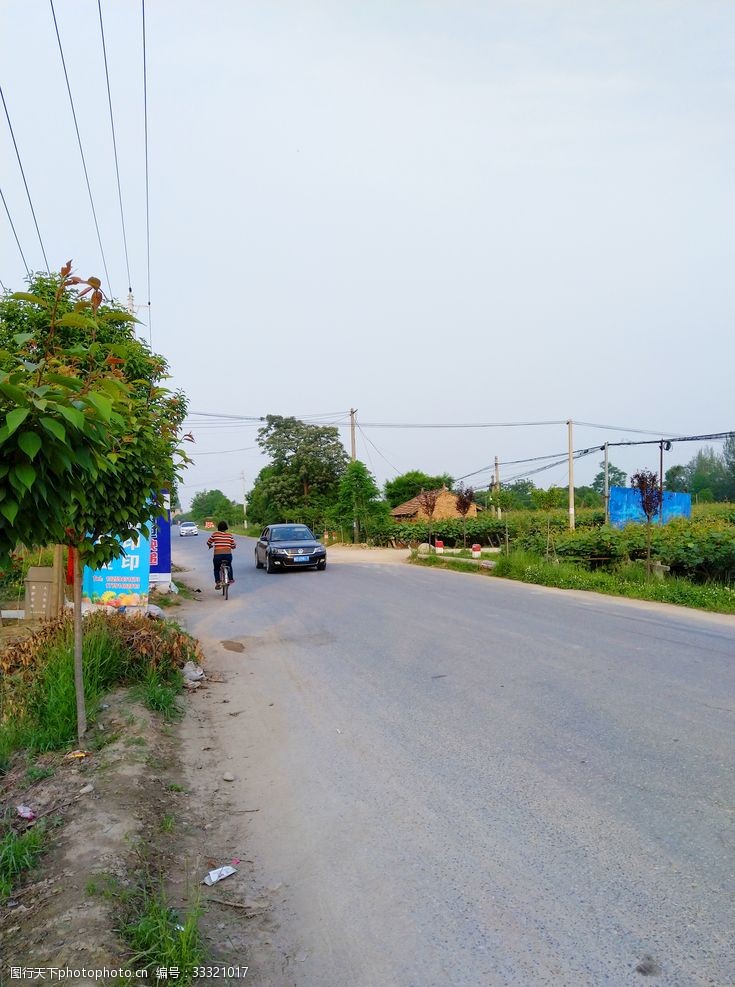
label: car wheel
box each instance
[266,553,276,574]
[255,549,263,570]
[317,560,326,571]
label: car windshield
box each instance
[271,526,313,541]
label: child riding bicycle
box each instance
[207,520,236,589]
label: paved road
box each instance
[173,534,735,987]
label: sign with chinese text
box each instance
[82,531,151,610]
[150,491,172,587]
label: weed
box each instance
[167,783,185,793]
[0,820,45,901]
[121,887,204,983]
[86,879,98,896]
[134,669,184,722]
[25,764,55,784]
[160,814,175,833]
[125,736,147,748]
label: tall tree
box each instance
[591,461,627,495]
[257,415,348,503]
[189,489,241,525]
[384,470,453,509]
[332,461,388,542]
[416,488,440,547]
[0,264,188,739]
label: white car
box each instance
[179,521,199,537]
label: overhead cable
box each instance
[49,0,112,296]
[357,423,402,476]
[97,0,132,292]
[0,184,30,274]
[0,85,49,270]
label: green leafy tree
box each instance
[257,415,348,504]
[665,465,689,492]
[332,461,388,542]
[0,264,188,740]
[384,470,453,509]
[189,489,241,525]
[504,479,536,509]
[591,461,627,495]
[688,447,730,502]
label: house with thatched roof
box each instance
[390,488,479,521]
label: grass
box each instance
[0,819,45,900]
[492,551,735,613]
[160,814,175,833]
[122,886,205,983]
[167,782,185,793]
[134,669,184,722]
[411,548,735,614]
[25,763,55,784]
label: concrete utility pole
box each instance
[350,408,357,462]
[567,420,575,531]
[494,456,501,518]
[350,408,358,543]
[604,442,610,525]
[241,472,248,528]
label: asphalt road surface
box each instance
[173,533,735,987]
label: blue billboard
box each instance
[609,487,692,529]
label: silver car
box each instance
[179,521,199,537]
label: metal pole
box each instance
[659,440,664,525]
[604,442,609,525]
[567,419,575,531]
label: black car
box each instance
[255,524,327,573]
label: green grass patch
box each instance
[0,818,45,900]
[133,669,184,722]
[491,551,735,613]
[122,887,204,983]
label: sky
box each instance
[2,1,733,509]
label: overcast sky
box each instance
[2,1,733,508]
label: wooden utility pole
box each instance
[567,419,575,530]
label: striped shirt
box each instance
[207,531,236,554]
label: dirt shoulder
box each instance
[0,689,202,985]
[326,545,411,565]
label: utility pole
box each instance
[350,408,358,543]
[494,456,501,518]
[567,419,575,531]
[349,408,357,462]
[603,442,610,525]
[241,472,247,529]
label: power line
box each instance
[0,183,30,275]
[576,420,680,438]
[356,419,567,429]
[0,85,49,270]
[49,0,112,296]
[357,423,402,476]
[142,0,152,343]
[97,0,132,292]
[193,446,257,456]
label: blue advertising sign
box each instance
[609,487,692,529]
[82,531,151,610]
[150,490,172,586]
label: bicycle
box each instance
[217,558,232,600]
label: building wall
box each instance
[416,491,478,521]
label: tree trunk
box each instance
[73,548,87,742]
[645,520,652,577]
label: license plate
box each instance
[294,556,310,563]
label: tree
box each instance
[631,470,661,576]
[332,461,388,542]
[591,461,627,495]
[189,489,241,525]
[384,470,453,509]
[454,484,475,547]
[504,479,536,509]
[257,416,348,504]
[665,465,689,492]
[416,488,440,547]
[0,264,187,740]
